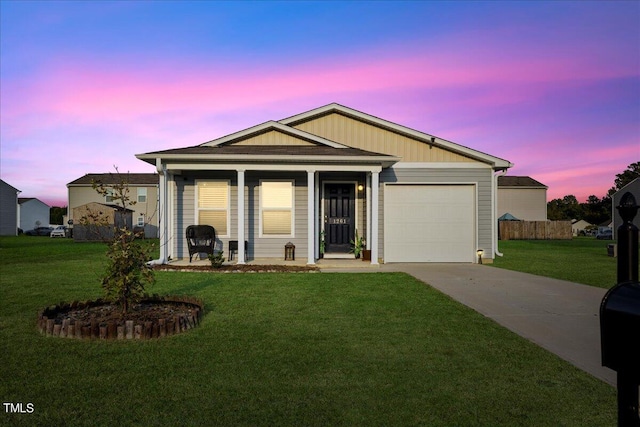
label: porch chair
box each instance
[228,240,248,261]
[186,225,216,262]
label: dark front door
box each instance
[324,183,355,253]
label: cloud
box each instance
[1,1,637,207]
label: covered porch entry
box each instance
[156,164,384,266]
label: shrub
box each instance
[208,251,225,269]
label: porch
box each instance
[167,257,380,271]
[158,168,386,266]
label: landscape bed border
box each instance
[37,295,204,340]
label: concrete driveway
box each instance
[376,263,616,386]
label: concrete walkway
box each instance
[326,263,616,386]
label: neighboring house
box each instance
[136,103,513,264]
[0,179,20,236]
[67,173,159,238]
[72,202,134,241]
[497,176,548,221]
[612,177,640,240]
[18,198,51,231]
[571,219,592,236]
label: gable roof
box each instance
[1,179,20,193]
[201,121,349,149]
[68,173,159,186]
[136,103,512,170]
[280,103,513,169]
[18,197,49,208]
[498,176,547,189]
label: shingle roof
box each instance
[68,173,159,186]
[498,176,547,188]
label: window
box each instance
[197,180,229,237]
[105,189,114,203]
[137,216,145,227]
[260,180,294,236]
[137,188,147,203]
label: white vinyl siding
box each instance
[260,180,294,237]
[197,180,230,237]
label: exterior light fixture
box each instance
[476,249,484,264]
[357,184,364,191]
[285,242,295,261]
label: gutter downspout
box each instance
[493,168,508,258]
[148,160,168,265]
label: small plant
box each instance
[208,251,225,269]
[319,231,326,256]
[350,229,365,259]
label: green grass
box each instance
[492,237,623,288]
[0,237,615,426]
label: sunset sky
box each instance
[1,1,638,207]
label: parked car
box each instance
[24,226,53,236]
[596,229,613,240]
[50,225,67,238]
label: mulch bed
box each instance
[153,264,319,273]
[38,296,203,340]
[50,301,194,324]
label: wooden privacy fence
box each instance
[499,220,572,240]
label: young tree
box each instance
[89,170,155,315]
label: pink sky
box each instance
[1,1,638,207]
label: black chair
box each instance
[228,240,248,261]
[186,225,216,262]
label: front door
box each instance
[324,183,355,253]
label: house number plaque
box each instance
[328,218,350,225]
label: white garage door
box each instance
[384,184,475,262]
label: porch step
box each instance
[322,253,355,259]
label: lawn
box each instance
[492,237,621,289]
[0,237,615,426]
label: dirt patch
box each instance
[154,264,319,273]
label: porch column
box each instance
[166,171,174,261]
[370,171,379,265]
[366,173,371,250]
[156,161,169,264]
[307,170,316,265]
[237,169,246,264]
[315,173,320,259]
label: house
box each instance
[72,202,134,241]
[571,219,593,236]
[0,179,20,236]
[497,176,548,221]
[18,198,51,231]
[67,173,159,238]
[136,103,513,264]
[612,177,640,240]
